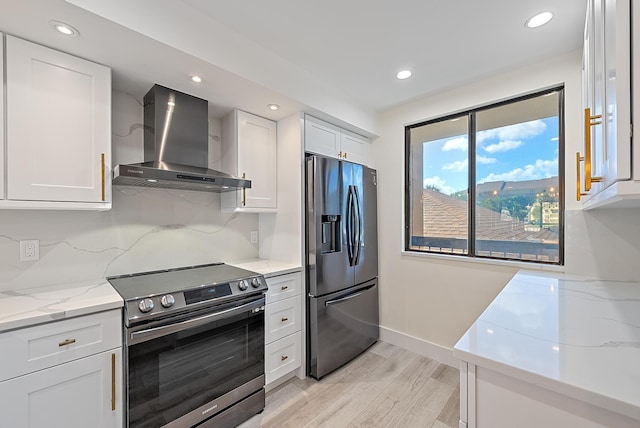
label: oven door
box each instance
[125,296,265,428]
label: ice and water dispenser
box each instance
[321,215,341,253]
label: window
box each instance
[405,87,564,264]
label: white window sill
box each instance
[400,250,566,273]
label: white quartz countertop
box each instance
[229,259,302,278]
[0,279,123,333]
[453,270,640,421]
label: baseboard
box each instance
[379,326,459,368]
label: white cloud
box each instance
[483,140,522,153]
[442,159,468,172]
[477,120,547,143]
[477,155,497,164]
[423,176,457,195]
[478,158,558,183]
[442,136,468,151]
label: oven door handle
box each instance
[128,297,265,345]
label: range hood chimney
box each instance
[112,84,250,192]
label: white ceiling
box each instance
[2,0,586,136]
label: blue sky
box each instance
[422,116,559,195]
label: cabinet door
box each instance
[305,115,341,158]
[602,0,631,185]
[265,296,301,344]
[340,128,371,166]
[0,348,123,428]
[265,331,301,386]
[237,111,277,208]
[5,36,111,203]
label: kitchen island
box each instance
[453,271,640,428]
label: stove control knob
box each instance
[160,294,175,308]
[238,280,249,291]
[138,298,154,313]
[251,278,261,288]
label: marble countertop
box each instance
[229,259,302,278]
[0,279,123,333]
[453,270,640,421]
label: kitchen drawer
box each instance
[0,309,121,381]
[264,296,301,344]
[265,331,301,385]
[265,271,301,303]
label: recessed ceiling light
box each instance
[267,104,280,111]
[49,20,79,37]
[396,70,412,80]
[188,74,204,83]
[525,12,553,28]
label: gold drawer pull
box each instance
[101,153,106,201]
[281,355,288,361]
[111,353,116,411]
[576,152,588,201]
[584,108,603,191]
[281,285,289,290]
[58,338,76,347]
[242,173,247,206]
[281,317,289,322]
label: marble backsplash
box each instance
[0,91,259,292]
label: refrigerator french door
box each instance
[306,154,379,379]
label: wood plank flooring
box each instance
[239,341,459,428]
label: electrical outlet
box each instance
[20,239,39,262]
[250,231,258,244]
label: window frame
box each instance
[404,86,565,266]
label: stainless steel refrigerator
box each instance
[305,154,379,379]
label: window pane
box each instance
[474,92,560,262]
[407,116,469,254]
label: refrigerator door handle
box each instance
[347,185,358,266]
[353,185,362,265]
[345,185,353,265]
[324,283,376,307]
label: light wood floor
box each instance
[240,341,460,428]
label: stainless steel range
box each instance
[107,263,268,428]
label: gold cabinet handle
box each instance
[101,153,106,201]
[242,172,246,206]
[111,353,116,411]
[281,317,289,322]
[281,355,288,361]
[576,152,589,201]
[338,151,343,159]
[58,338,76,347]
[343,152,347,159]
[280,285,289,291]
[584,108,603,191]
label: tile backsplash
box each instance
[0,91,258,292]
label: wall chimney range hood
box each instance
[113,85,251,192]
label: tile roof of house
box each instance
[422,189,558,243]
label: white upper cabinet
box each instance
[3,35,111,210]
[221,110,277,212]
[304,115,371,166]
[579,0,636,209]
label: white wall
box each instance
[258,113,304,265]
[0,91,259,292]
[374,50,640,350]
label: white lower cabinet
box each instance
[265,331,302,386]
[0,309,123,428]
[263,271,303,387]
[459,362,639,428]
[0,349,123,428]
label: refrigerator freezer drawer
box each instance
[308,279,379,379]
